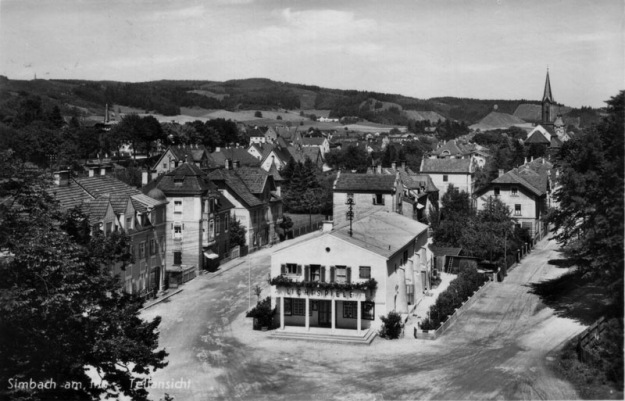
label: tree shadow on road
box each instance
[527,269,611,326]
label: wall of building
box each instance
[428,172,473,199]
[475,188,544,236]
[333,192,398,226]
[166,195,203,271]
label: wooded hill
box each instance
[0,75,601,126]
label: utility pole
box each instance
[346,194,355,237]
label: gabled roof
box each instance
[216,193,235,213]
[298,137,326,146]
[334,173,397,192]
[73,175,141,213]
[287,145,321,165]
[149,163,218,196]
[487,157,553,197]
[48,181,94,209]
[525,130,551,144]
[331,210,428,258]
[469,111,527,131]
[366,167,438,192]
[420,158,474,174]
[208,168,264,208]
[236,167,270,194]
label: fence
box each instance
[576,316,609,364]
[283,222,323,240]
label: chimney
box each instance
[142,170,149,186]
[322,218,334,233]
[89,168,95,178]
[402,161,406,171]
[498,169,504,177]
[100,168,106,176]
[391,162,397,171]
[53,170,70,187]
[216,147,221,152]
[524,157,527,164]
[225,158,232,170]
[377,165,382,174]
[530,156,534,162]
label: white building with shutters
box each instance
[269,210,430,341]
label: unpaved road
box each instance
[143,236,586,400]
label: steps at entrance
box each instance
[269,329,377,345]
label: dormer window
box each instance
[174,177,184,187]
[511,186,518,196]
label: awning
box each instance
[203,252,219,260]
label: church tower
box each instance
[541,69,554,124]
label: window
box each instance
[282,263,299,275]
[174,177,184,187]
[494,187,500,196]
[105,222,112,236]
[126,217,133,230]
[514,204,522,216]
[129,245,135,259]
[208,219,215,240]
[343,301,357,319]
[403,250,408,264]
[159,236,164,255]
[173,251,182,265]
[511,186,518,196]
[174,200,183,213]
[149,239,156,255]
[373,193,384,205]
[139,242,145,259]
[335,266,347,284]
[283,298,292,316]
[216,216,221,235]
[173,223,182,239]
[292,299,305,316]
[443,175,448,182]
[310,265,321,282]
[224,214,229,231]
[362,302,375,320]
[359,266,371,279]
[163,162,167,170]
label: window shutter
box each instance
[321,266,326,282]
[346,267,352,284]
[304,265,310,282]
[281,264,286,275]
[297,264,302,276]
[330,266,335,283]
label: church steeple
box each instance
[542,69,554,123]
[542,69,554,103]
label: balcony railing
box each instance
[269,275,377,292]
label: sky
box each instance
[0,0,623,108]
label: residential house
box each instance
[142,163,234,286]
[270,210,430,340]
[152,144,212,176]
[367,163,439,222]
[294,136,330,156]
[419,157,476,200]
[474,157,554,242]
[429,140,491,168]
[208,147,262,169]
[208,162,283,250]
[49,171,168,297]
[332,171,402,227]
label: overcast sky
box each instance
[1,0,622,108]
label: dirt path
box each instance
[144,237,586,401]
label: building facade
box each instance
[270,211,430,337]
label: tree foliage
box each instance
[547,91,624,308]
[0,153,167,401]
[229,215,247,249]
[324,145,371,173]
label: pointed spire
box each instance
[542,69,554,103]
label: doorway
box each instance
[318,300,331,327]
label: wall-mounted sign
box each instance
[274,287,365,300]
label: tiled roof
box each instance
[169,144,208,163]
[151,163,218,196]
[331,210,428,258]
[334,173,397,192]
[48,182,94,209]
[81,198,110,225]
[525,131,550,144]
[366,167,439,192]
[298,137,326,146]
[209,148,261,167]
[266,163,284,182]
[208,169,263,208]
[488,158,553,196]
[236,167,269,194]
[287,146,321,164]
[420,158,474,174]
[217,193,235,213]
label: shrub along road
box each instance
[143,236,587,400]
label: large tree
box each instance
[0,153,167,401]
[547,91,624,308]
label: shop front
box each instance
[274,286,376,333]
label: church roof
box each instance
[543,70,554,103]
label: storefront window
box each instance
[343,301,357,319]
[284,298,292,316]
[293,299,305,316]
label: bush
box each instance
[419,266,488,331]
[379,311,403,339]
[254,111,263,118]
[246,296,275,329]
